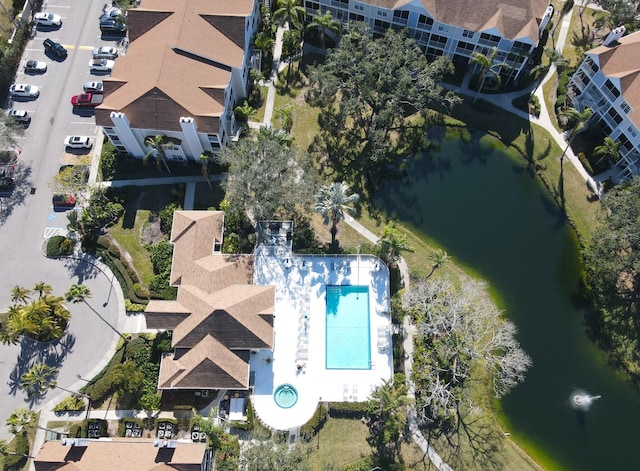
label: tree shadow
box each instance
[63,256,101,283]
[0,161,34,225]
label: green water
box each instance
[374,129,638,471]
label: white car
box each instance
[64,136,92,149]
[34,12,62,27]
[89,58,115,73]
[7,109,31,123]
[9,84,40,99]
[83,81,103,93]
[92,46,118,59]
[24,60,47,73]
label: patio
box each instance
[251,248,393,431]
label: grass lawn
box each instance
[253,86,270,123]
[108,185,184,285]
[306,418,373,470]
[563,7,609,65]
[0,0,17,42]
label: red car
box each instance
[53,194,76,209]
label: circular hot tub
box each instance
[273,384,298,409]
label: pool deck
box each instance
[251,248,393,431]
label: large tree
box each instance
[313,181,359,247]
[584,177,640,376]
[404,277,531,466]
[307,24,460,195]
[218,132,316,223]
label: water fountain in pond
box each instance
[571,390,601,411]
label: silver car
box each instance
[92,46,118,59]
[7,109,31,123]
[9,84,40,99]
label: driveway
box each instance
[0,0,126,440]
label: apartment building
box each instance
[304,0,553,83]
[569,28,640,180]
[95,0,261,162]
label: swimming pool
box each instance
[325,285,371,369]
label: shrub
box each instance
[300,403,328,439]
[148,241,173,275]
[3,431,29,468]
[46,235,75,257]
[159,203,181,235]
[328,402,367,418]
[100,141,119,181]
[69,423,82,438]
[125,299,147,312]
[53,395,86,412]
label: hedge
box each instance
[3,431,29,468]
[300,403,327,439]
[328,402,367,418]
[53,395,86,412]
[46,235,75,257]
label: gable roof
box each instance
[365,0,549,42]
[158,335,250,389]
[145,210,274,390]
[96,0,255,132]
[34,439,207,471]
[589,31,640,128]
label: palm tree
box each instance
[306,10,340,51]
[19,363,59,399]
[143,135,172,174]
[376,222,414,267]
[65,284,92,304]
[313,181,359,247]
[7,407,71,436]
[273,0,305,30]
[200,151,213,188]
[594,136,622,167]
[427,249,450,278]
[254,31,275,61]
[558,107,592,162]
[364,378,412,461]
[33,282,53,298]
[234,100,257,123]
[257,126,293,147]
[275,104,293,132]
[6,408,36,435]
[469,47,510,102]
[10,286,31,304]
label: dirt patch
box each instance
[60,151,91,166]
[141,217,164,246]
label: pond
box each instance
[374,129,639,471]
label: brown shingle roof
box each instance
[158,336,250,389]
[589,32,640,129]
[145,210,275,391]
[173,283,274,349]
[364,0,549,42]
[34,439,206,471]
[96,0,254,132]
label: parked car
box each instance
[9,84,39,99]
[34,12,62,27]
[83,81,104,93]
[24,60,47,73]
[100,7,122,22]
[43,38,67,58]
[89,58,115,73]
[100,19,126,35]
[7,109,31,123]
[64,136,92,149]
[71,93,103,108]
[52,194,76,209]
[92,46,118,59]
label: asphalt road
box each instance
[0,0,125,440]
